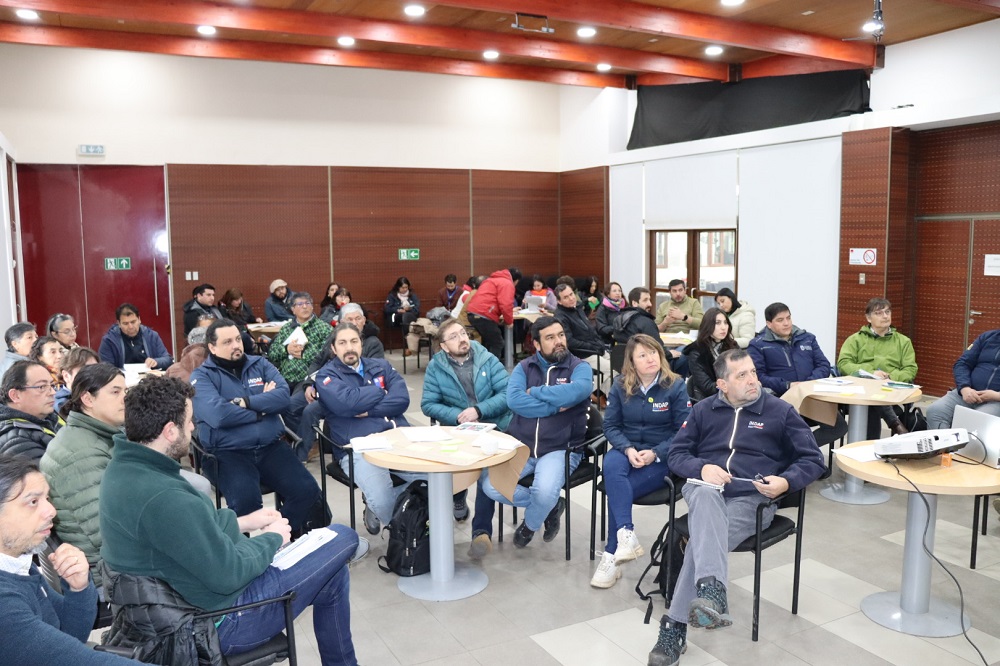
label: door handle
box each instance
[971,310,984,316]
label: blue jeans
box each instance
[206,440,322,532]
[339,453,424,526]
[480,450,582,531]
[602,447,669,554]
[217,525,359,665]
[288,396,325,462]
[470,477,497,538]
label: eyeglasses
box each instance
[19,382,58,393]
[293,301,313,307]
[442,329,469,344]
[871,309,891,317]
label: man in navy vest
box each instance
[480,316,591,548]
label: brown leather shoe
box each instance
[403,349,414,357]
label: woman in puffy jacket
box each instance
[714,287,757,348]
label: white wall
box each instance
[0,44,563,171]
[609,163,645,294]
[0,131,17,332]
[737,138,842,358]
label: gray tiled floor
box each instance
[176,351,1000,665]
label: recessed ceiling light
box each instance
[196,25,216,36]
[721,0,745,6]
[15,9,39,20]
[596,63,612,72]
[337,36,355,47]
[404,5,426,17]
[577,26,597,38]
[483,50,499,60]
[705,45,724,56]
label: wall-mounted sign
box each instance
[849,248,877,266]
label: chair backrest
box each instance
[610,343,627,375]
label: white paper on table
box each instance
[123,363,149,387]
[349,435,392,451]
[400,426,454,442]
[816,378,852,386]
[813,384,865,394]
[271,528,337,570]
[834,444,879,463]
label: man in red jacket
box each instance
[465,267,520,360]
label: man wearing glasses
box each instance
[267,291,331,390]
[837,298,918,439]
[421,317,512,558]
[0,360,63,461]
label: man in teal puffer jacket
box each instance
[421,318,512,559]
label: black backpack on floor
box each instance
[378,480,431,577]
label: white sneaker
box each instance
[590,551,622,589]
[614,527,645,563]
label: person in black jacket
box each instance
[553,283,610,397]
[0,361,63,461]
[612,288,668,351]
[181,283,223,335]
[594,282,627,344]
[684,307,738,402]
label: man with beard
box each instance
[0,456,135,665]
[182,283,224,335]
[646,350,824,666]
[190,320,326,536]
[315,323,424,534]
[479,316,591,548]
[421,317,512,558]
[613,287,671,352]
[99,376,361,665]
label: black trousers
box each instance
[468,313,504,360]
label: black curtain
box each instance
[627,69,870,150]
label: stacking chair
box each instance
[497,404,607,560]
[590,473,686,561]
[96,567,297,666]
[314,424,406,531]
[670,487,807,642]
[402,331,433,374]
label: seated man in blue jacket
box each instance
[647,349,824,666]
[747,302,847,443]
[316,323,423,534]
[927,328,1000,430]
[98,303,173,370]
[480,316,591,548]
[0,456,134,665]
[421,317,512,559]
[190,319,325,536]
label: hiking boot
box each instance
[688,575,732,630]
[362,505,381,535]
[453,497,470,522]
[647,616,687,666]
[590,551,621,589]
[543,497,566,542]
[614,527,645,563]
[468,533,492,559]
[513,521,535,548]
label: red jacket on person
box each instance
[465,269,515,325]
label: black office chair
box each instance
[590,473,686,561]
[497,404,607,560]
[314,424,406,531]
[402,330,434,374]
[96,566,297,666]
[670,487,806,642]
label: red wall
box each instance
[17,165,170,353]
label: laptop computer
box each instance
[953,405,1000,468]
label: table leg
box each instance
[860,492,970,636]
[820,404,890,505]
[504,325,514,372]
[396,471,489,601]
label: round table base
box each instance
[820,478,890,505]
[396,562,488,601]
[861,591,970,637]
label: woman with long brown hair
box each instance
[684,307,738,402]
[591,333,690,589]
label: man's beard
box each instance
[540,346,569,363]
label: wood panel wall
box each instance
[330,167,471,321]
[559,167,609,287]
[915,122,1000,216]
[470,170,560,279]
[167,165,330,351]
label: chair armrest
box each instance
[194,591,296,620]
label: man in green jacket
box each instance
[421,317,512,559]
[100,376,361,665]
[837,297,918,439]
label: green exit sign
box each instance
[104,257,132,271]
[398,248,420,260]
